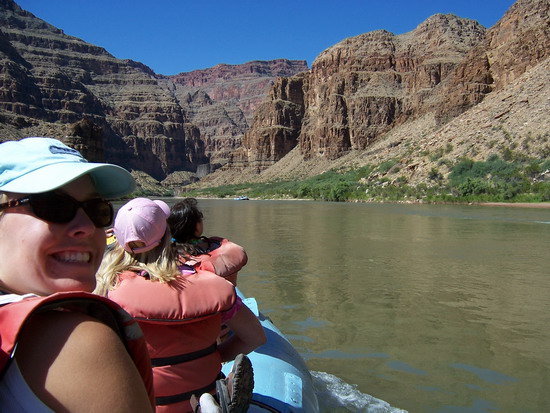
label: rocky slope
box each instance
[204,0,549,188]
[0,0,307,180]
[0,0,205,180]
[159,60,308,164]
[1,0,548,192]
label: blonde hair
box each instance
[0,193,7,218]
[95,232,182,296]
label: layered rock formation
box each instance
[167,60,308,122]
[0,0,307,180]
[0,0,207,180]
[237,14,487,166]
[435,0,550,119]
[302,15,487,159]
[230,75,306,169]
[159,60,308,164]
[230,0,550,180]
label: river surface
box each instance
[146,199,550,412]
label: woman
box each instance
[168,198,247,285]
[96,198,266,413]
[0,137,154,412]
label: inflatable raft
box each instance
[222,289,319,412]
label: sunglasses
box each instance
[0,192,114,228]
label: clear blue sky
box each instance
[16,0,516,76]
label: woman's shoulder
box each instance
[15,311,153,412]
[16,310,129,363]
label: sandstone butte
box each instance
[0,0,549,195]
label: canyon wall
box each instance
[1,0,549,188]
[234,0,550,176]
[161,60,308,164]
[0,0,307,180]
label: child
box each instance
[96,198,266,413]
[168,198,247,285]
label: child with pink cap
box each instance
[97,197,266,413]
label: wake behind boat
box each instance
[222,289,319,412]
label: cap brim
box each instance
[0,162,136,198]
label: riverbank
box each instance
[475,202,550,209]
[188,195,550,209]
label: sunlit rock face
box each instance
[1,0,549,185]
[236,0,550,169]
[162,59,308,164]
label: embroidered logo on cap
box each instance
[49,145,82,157]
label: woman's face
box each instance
[0,175,107,296]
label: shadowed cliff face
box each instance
[235,0,550,172]
[229,75,306,169]
[0,0,208,180]
[161,60,309,164]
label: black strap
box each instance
[150,342,217,367]
[155,380,217,405]
[250,400,282,413]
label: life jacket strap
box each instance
[155,379,217,405]
[150,342,217,367]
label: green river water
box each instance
[132,199,550,413]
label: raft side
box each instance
[222,292,319,412]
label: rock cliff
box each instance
[230,74,306,169]
[200,0,550,188]
[166,60,308,122]
[235,14,487,166]
[1,0,548,190]
[434,0,550,120]
[159,60,308,164]
[218,0,549,186]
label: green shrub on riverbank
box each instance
[180,155,550,204]
[131,188,174,198]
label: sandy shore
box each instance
[475,202,550,209]
[189,196,550,208]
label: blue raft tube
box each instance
[221,289,319,412]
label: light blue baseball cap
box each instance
[0,137,136,198]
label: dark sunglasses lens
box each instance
[84,199,113,227]
[30,193,113,227]
[30,193,77,223]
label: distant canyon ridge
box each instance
[0,0,549,192]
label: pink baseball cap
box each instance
[113,198,171,254]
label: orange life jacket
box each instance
[192,237,248,285]
[0,291,155,409]
[108,269,236,413]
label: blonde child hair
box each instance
[0,193,7,216]
[95,232,182,296]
